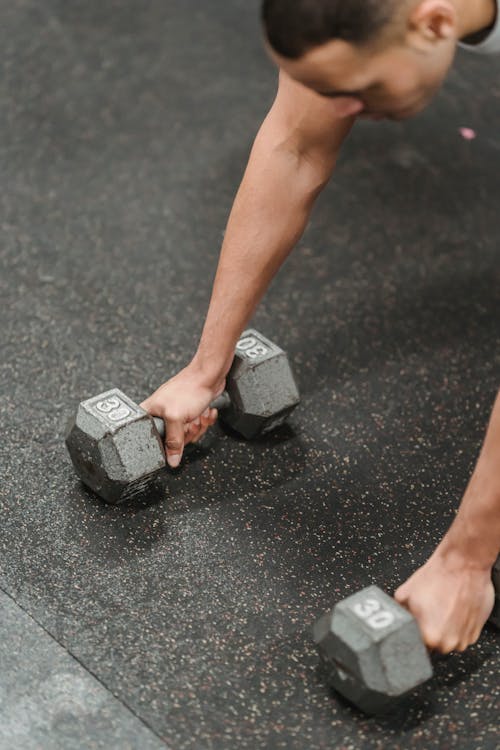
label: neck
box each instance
[455,0,497,39]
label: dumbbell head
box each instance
[222,329,300,439]
[313,586,433,714]
[490,557,500,628]
[65,389,166,504]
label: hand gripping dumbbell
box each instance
[313,556,500,715]
[65,329,300,504]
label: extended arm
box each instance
[192,71,355,381]
[143,72,356,464]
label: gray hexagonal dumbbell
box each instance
[314,571,500,715]
[225,329,300,438]
[65,329,300,503]
[313,586,433,714]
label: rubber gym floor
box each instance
[1,1,499,749]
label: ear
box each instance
[407,0,457,50]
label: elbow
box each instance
[295,147,337,203]
[251,126,337,203]
[276,138,337,201]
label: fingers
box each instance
[140,397,184,466]
[398,596,477,654]
[202,407,218,428]
[394,583,450,653]
[141,402,219,466]
[164,419,185,468]
[394,564,494,657]
[185,408,218,445]
[184,418,202,445]
[140,398,187,467]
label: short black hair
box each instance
[261,0,398,59]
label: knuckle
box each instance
[193,426,208,443]
[424,632,441,651]
[165,411,183,424]
[394,587,406,603]
[470,629,482,646]
[166,438,183,451]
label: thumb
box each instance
[164,419,185,468]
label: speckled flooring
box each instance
[1,1,499,749]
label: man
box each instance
[141,0,500,654]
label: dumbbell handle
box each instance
[151,391,232,439]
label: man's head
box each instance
[261,0,467,120]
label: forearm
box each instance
[439,389,500,568]
[191,122,344,381]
